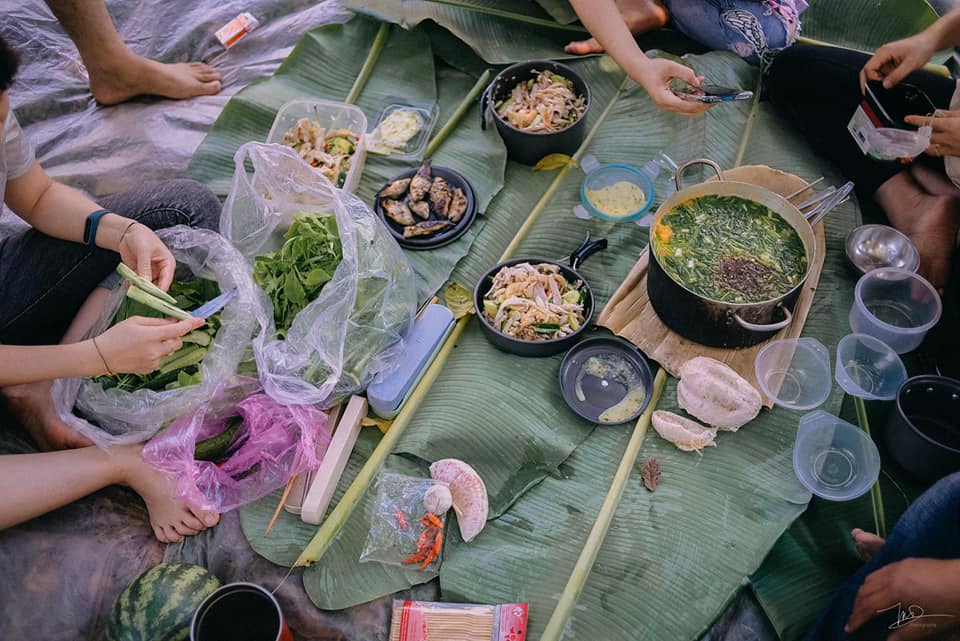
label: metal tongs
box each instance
[786,177,855,228]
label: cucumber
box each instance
[194,416,243,461]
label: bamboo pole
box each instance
[424,70,491,158]
[854,396,887,538]
[345,22,391,104]
[537,369,668,641]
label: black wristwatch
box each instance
[82,209,111,247]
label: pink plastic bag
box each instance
[142,377,332,512]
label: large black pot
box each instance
[481,60,591,166]
[647,160,817,349]
[474,234,606,357]
[885,375,960,482]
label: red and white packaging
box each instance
[389,600,528,641]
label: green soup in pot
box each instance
[652,194,807,303]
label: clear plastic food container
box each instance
[793,410,881,501]
[366,100,439,161]
[849,267,941,353]
[266,98,368,193]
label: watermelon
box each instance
[106,562,221,641]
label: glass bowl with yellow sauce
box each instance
[579,163,654,223]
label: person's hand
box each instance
[631,58,714,116]
[860,32,938,93]
[846,558,960,641]
[95,316,205,375]
[905,110,960,157]
[118,222,176,292]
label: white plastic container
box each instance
[266,99,368,193]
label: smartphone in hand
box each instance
[671,81,753,103]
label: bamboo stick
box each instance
[538,369,667,641]
[294,74,632,568]
[733,76,763,169]
[854,396,886,538]
[345,22,391,104]
[264,476,298,537]
[424,70,491,158]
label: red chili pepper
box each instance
[418,530,444,570]
[395,508,408,530]
[420,513,443,529]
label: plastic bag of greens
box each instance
[142,377,332,512]
[51,225,269,447]
[221,142,415,407]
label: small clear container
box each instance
[864,126,931,162]
[366,100,439,161]
[755,337,831,410]
[793,410,881,501]
[835,333,907,401]
[266,98,368,193]
[573,155,654,224]
[849,267,941,353]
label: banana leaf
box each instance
[534,0,580,25]
[344,0,584,63]
[801,0,938,52]
[188,17,508,303]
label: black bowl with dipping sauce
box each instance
[885,375,960,482]
[474,234,607,357]
[374,163,478,250]
[481,60,591,166]
[558,336,654,424]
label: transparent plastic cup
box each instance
[755,337,831,410]
[266,99,368,193]
[849,267,941,353]
[793,410,881,501]
[835,333,908,400]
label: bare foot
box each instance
[565,0,670,55]
[2,380,93,451]
[88,52,222,105]
[116,445,220,544]
[852,528,885,562]
[875,172,960,290]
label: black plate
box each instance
[558,336,654,424]
[373,165,478,250]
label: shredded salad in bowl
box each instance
[482,262,586,341]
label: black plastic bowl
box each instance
[482,60,591,166]
[373,165,478,251]
[885,375,960,482]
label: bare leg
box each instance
[875,171,960,290]
[0,287,112,451]
[44,0,222,105]
[0,444,219,543]
[911,162,960,199]
[565,0,670,55]
[852,528,885,562]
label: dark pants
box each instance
[765,44,956,197]
[804,472,960,641]
[0,179,220,346]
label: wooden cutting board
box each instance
[597,166,828,408]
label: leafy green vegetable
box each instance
[93,278,223,392]
[652,195,807,303]
[253,212,343,337]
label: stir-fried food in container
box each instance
[282,117,359,188]
[482,262,585,341]
[495,70,586,133]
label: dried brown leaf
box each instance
[640,457,660,492]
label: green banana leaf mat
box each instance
[186,1,943,638]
